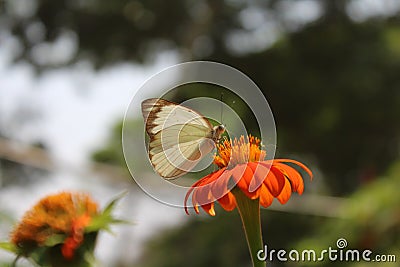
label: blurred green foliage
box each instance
[4,0,398,194]
[176,16,400,195]
[294,161,400,266]
[92,121,126,166]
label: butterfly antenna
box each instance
[220,92,224,125]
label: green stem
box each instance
[11,256,19,267]
[232,187,266,267]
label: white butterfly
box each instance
[141,98,225,179]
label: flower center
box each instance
[213,135,266,168]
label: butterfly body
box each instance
[141,98,225,179]
[211,125,226,142]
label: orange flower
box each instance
[11,192,99,259]
[185,135,313,216]
[61,214,92,260]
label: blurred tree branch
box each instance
[2,0,400,194]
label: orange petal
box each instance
[217,192,237,211]
[277,178,292,204]
[247,162,272,193]
[231,164,248,187]
[201,202,216,216]
[273,162,304,194]
[211,168,233,200]
[275,159,313,180]
[261,164,285,197]
[61,238,77,260]
[232,164,258,199]
[185,169,223,215]
[191,194,200,214]
[194,185,214,209]
[184,177,206,215]
[193,204,200,214]
[259,184,274,208]
[191,190,203,214]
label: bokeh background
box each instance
[1,0,399,266]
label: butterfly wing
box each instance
[142,98,215,179]
[142,98,213,134]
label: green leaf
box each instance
[102,191,128,216]
[84,250,97,266]
[85,191,130,233]
[0,242,18,253]
[43,234,66,247]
